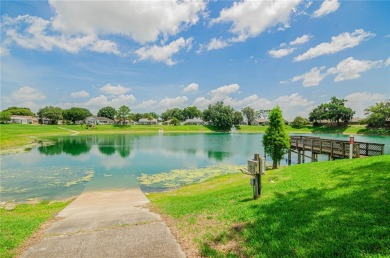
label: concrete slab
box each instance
[21,189,185,258]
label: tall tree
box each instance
[37,106,63,124]
[233,111,244,125]
[202,101,234,129]
[97,106,117,120]
[257,110,271,119]
[4,106,35,116]
[63,107,92,124]
[161,108,184,121]
[309,96,354,126]
[364,100,390,128]
[242,106,256,125]
[0,111,11,123]
[116,105,131,124]
[263,106,290,169]
[183,106,202,120]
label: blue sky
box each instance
[1,0,389,120]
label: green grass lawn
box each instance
[148,156,390,257]
[0,201,70,258]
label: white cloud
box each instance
[49,0,205,44]
[10,86,46,101]
[345,92,386,117]
[192,97,213,109]
[385,57,390,66]
[84,94,136,109]
[71,90,89,98]
[100,83,130,95]
[199,38,231,52]
[2,15,120,55]
[273,93,314,109]
[210,84,240,97]
[135,37,192,65]
[135,100,158,111]
[294,29,374,61]
[313,0,340,18]
[289,34,312,45]
[268,47,296,58]
[292,67,329,87]
[183,83,199,93]
[159,96,188,108]
[327,57,383,82]
[0,46,10,56]
[210,0,302,41]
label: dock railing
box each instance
[289,136,384,161]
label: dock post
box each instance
[298,150,301,164]
[288,149,292,166]
[302,150,305,163]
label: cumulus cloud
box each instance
[135,37,192,65]
[84,94,136,108]
[268,47,296,58]
[268,34,311,58]
[183,83,199,93]
[345,92,386,117]
[292,67,329,87]
[294,29,374,61]
[2,15,120,55]
[291,56,385,86]
[198,38,231,53]
[289,34,312,45]
[71,90,89,98]
[210,84,240,97]
[210,0,302,42]
[313,0,340,18]
[10,86,46,101]
[385,57,390,66]
[294,29,375,61]
[159,96,188,108]
[135,100,158,111]
[328,57,383,82]
[49,0,205,44]
[100,83,130,95]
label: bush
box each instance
[291,116,309,128]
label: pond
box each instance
[1,133,389,202]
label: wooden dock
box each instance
[288,136,385,165]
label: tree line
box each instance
[0,97,389,129]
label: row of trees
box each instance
[1,98,389,129]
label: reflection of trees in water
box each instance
[207,151,230,161]
[98,146,116,156]
[114,135,131,158]
[38,144,63,156]
[38,138,91,156]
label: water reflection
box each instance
[2,133,389,202]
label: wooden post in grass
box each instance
[254,154,260,199]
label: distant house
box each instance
[10,115,39,124]
[349,117,364,125]
[254,118,289,126]
[115,119,135,125]
[183,117,204,125]
[85,116,114,125]
[138,118,158,125]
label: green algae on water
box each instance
[138,164,244,190]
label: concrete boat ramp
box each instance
[21,189,185,258]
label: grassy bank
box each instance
[1,124,383,151]
[148,156,390,257]
[0,201,70,258]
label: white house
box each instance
[10,115,39,124]
[85,116,114,125]
[138,118,158,125]
[183,117,204,125]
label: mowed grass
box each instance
[0,201,70,258]
[148,155,390,257]
[0,124,378,151]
